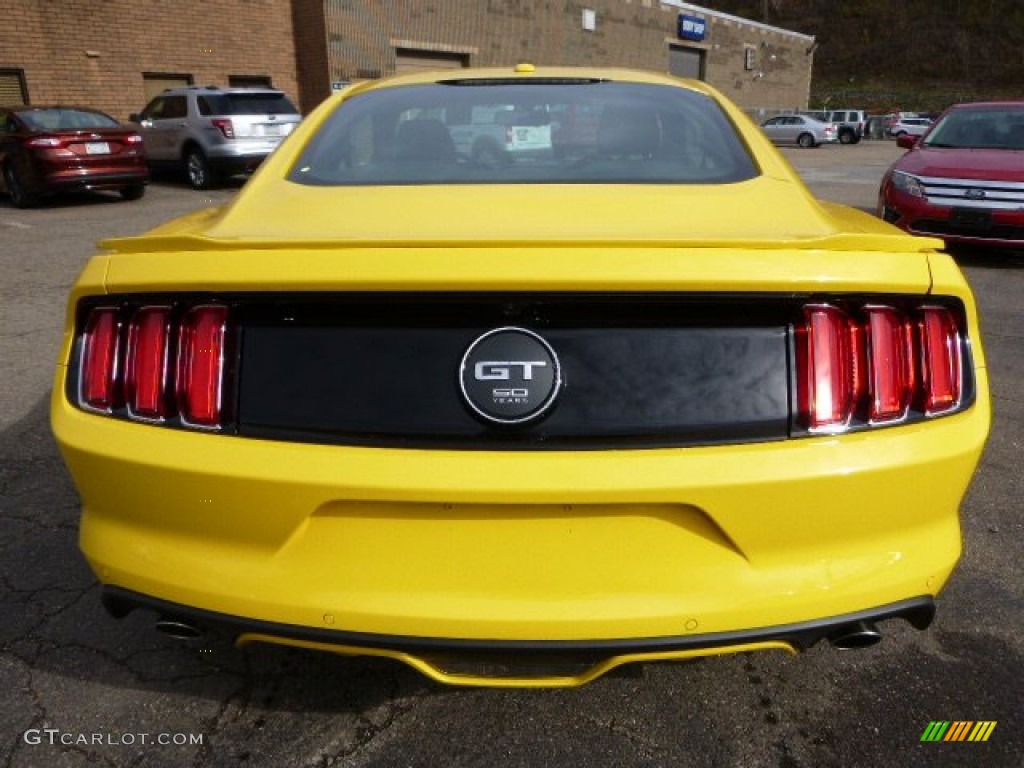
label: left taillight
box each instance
[211,118,235,139]
[74,302,229,430]
[177,305,228,428]
[124,306,172,420]
[79,307,121,412]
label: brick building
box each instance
[0,0,299,120]
[1,1,813,120]
[294,1,815,116]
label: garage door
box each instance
[0,70,28,106]
[668,46,705,80]
[395,49,468,73]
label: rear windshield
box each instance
[923,106,1024,150]
[18,108,119,131]
[197,93,298,116]
[289,81,759,186]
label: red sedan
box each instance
[0,106,148,208]
[878,101,1024,250]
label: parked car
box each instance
[803,109,867,144]
[760,114,838,147]
[53,66,989,688]
[888,116,932,138]
[878,100,1024,249]
[131,85,302,189]
[447,103,555,166]
[0,106,147,208]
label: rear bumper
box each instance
[36,168,148,194]
[102,585,936,687]
[205,136,285,158]
[207,153,268,176]
[53,364,989,643]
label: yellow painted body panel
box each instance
[233,635,797,689]
[54,371,988,638]
[51,67,990,685]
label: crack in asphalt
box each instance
[316,670,409,766]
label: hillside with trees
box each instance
[707,0,1024,111]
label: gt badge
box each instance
[459,327,562,425]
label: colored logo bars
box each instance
[920,721,997,742]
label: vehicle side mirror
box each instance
[896,134,918,150]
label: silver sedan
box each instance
[760,114,839,148]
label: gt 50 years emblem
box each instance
[459,327,562,425]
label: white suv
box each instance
[888,116,932,139]
[132,86,302,189]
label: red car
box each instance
[0,106,148,208]
[878,101,1024,249]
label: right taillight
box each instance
[919,305,962,414]
[796,302,966,432]
[794,305,864,431]
[864,305,916,423]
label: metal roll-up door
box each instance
[0,71,28,106]
[668,46,705,80]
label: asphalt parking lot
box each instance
[1,143,1021,768]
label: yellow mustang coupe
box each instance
[52,66,990,687]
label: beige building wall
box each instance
[297,1,814,115]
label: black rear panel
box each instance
[234,294,792,449]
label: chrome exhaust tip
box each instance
[154,617,204,640]
[828,620,882,650]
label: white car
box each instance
[760,114,838,148]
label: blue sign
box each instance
[678,14,707,42]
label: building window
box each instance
[0,69,29,106]
[229,75,273,88]
[142,73,193,102]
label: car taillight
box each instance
[920,306,962,413]
[25,136,65,148]
[865,305,915,422]
[79,308,121,412]
[76,303,229,430]
[795,305,863,430]
[177,305,228,427]
[796,303,965,432]
[124,306,172,420]
[211,118,235,139]
[124,133,144,144]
